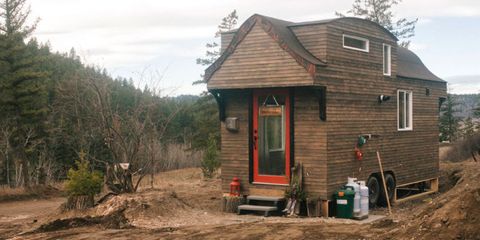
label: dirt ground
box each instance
[1,157,480,240]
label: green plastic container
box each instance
[334,186,355,219]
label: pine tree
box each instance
[474,95,480,118]
[439,94,461,142]
[195,10,238,83]
[462,117,475,138]
[336,0,418,48]
[201,134,219,178]
[190,10,239,151]
[0,0,48,187]
[474,96,480,131]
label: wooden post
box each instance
[321,200,329,217]
[376,151,392,215]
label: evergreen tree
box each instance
[439,94,461,142]
[474,95,480,118]
[195,10,238,83]
[0,0,48,187]
[201,134,219,178]
[474,96,480,131]
[462,117,475,138]
[336,0,418,48]
[191,10,239,150]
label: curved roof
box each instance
[205,14,443,83]
[289,17,399,41]
[397,47,444,82]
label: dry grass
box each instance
[0,183,63,202]
[135,168,214,190]
[442,134,480,162]
[156,144,203,171]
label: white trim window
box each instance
[383,44,391,76]
[397,90,413,131]
[343,34,369,52]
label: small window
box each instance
[398,90,413,131]
[343,34,369,52]
[383,44,391,76]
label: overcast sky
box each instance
[30,0,480,95]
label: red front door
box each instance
[253,89,290,185]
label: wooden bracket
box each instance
[313,86,327,121]
[210,90,226,122]
[438,97,446,112]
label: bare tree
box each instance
[0,123,14,186]
[80,73,183,193]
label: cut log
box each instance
[63,195,95,210]
[221,194,244,213]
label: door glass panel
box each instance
[258,94,286,176]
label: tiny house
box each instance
[205,14,446,215]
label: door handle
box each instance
[253,129,258,150]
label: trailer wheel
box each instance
[367,176,380,208]
[378,173,396,207]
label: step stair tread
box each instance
[238,205,278,211]
[246,195,284,202]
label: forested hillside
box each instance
[453,94,479,118]
[0,0,218,188]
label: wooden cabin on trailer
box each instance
[204,14,447,216]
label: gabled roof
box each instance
[397,47,444,82]
[204,14,326,82]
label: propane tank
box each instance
[346,177,360,218]
[358,180,369,219]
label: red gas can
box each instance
[230,177,241,196]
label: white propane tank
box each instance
[346,177,360,218]
[358,180,369,219]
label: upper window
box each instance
[343,34,369,52]
[398,90,413,131]
[383,44,391,76]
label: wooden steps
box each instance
[237,195,285,217]
[247,195,284,202]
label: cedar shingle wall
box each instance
[208,23,314,89]
[219,91,251,193]
[294,88,328,199]
[318,19,446,199]
[290,24,328,61]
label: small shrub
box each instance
[201,135,220,178]
[64,160,103,197]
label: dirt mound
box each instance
[95,190,194,220]
[31,209,130,233]
[390,160,480,240]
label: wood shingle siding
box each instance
[209,23,314,89]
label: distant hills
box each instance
[453,94,479,118]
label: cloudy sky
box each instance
[30,0,480,95]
